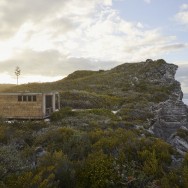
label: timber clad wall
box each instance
[0,94,43,119]
[0,92,60,119]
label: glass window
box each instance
[23,96,27,101]
[33,95,37,101]
[18,95,37,102]
[18,96,22,101]
[28,96,32,101]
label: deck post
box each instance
[42,93,46,117]
[52,93,56,112]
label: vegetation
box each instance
[0,59,187,187]
[0,84,15,92]
[0,116,187,188]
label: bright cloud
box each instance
[144,0,151,4]
[180,4,188,11]
[175,4,188,25]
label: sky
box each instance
[0,0,188,97]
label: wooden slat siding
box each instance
[0,94,43,119]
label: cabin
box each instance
[0,92,60,119]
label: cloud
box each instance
[174,4,188,25]
[0,0,65,39]
[159,43,188,52]
[0,0,188,84]
[0,49,118,77]
[0,0,111,40]
[144,0,151,4]
[52,8,186,62]
[180,4,188,11]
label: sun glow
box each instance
[0,73,63,84]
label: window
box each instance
[17,95,37,102]
[23,96,27,101]
[28,96,32,101]
[18,96,22,101]
[33,96,36,101]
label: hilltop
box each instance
[4,59,182,105]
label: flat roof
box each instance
[0,92,59,95]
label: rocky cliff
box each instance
[143,60,188,154]
[151,95,188,154]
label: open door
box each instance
[45,95,53,116]
[55,94,60,110]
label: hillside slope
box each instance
[4,59,188,152]
[5,59,181,105]
[1,59,188,187]
[0,84,15,92]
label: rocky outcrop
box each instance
[149,61,188,154]
[170,134,188,155]
[143,59,178,82]
[151,100,188,138]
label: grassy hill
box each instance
[0,84,15,92]
[4,59,179,111]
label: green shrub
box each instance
[77,151,117,188]
[51,107,76,121]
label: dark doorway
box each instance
[55,94,59,109]
[45,95,53,115]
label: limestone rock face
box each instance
[170,134,188,155]
[143,59,178,81]
[152,100,188,140]
[149,61,188,154]
[137,60,188,154]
